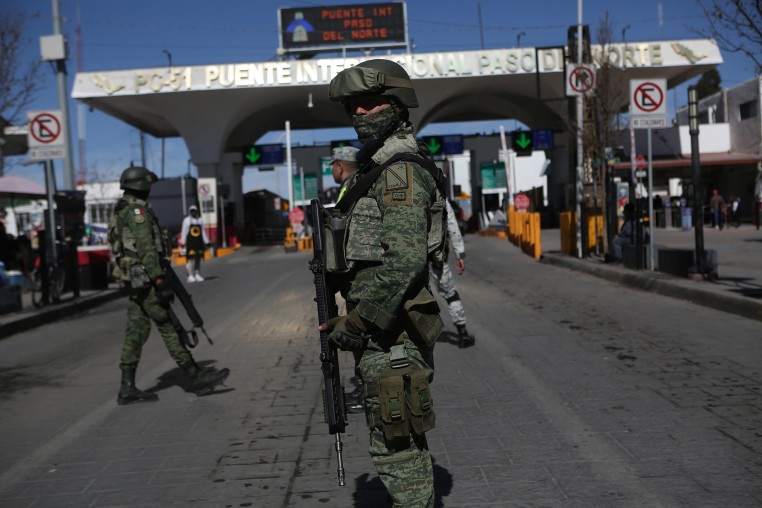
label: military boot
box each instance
[456,324,475,349]
[117,368,159,405]
[183,364,230,395]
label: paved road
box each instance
[0,237,760,507]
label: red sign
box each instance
[289,208,305,224]
[515,194,530,211]
[568,66,595,94]
[635,155,646,170]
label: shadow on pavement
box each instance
[437,331,461,348]
[0,365,64,401]
[145,360,234,396]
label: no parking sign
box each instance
[630,79,667,129]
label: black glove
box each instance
[326,310,369,352]
[155,279,174,305]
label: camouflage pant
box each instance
[119,285,193,370]
[356,336,435,508]
[429,262,466,327]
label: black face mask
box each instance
[351,106,399,144]
[127,189,150,201]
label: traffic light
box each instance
[420,136,444,156]
[511,130,533,156]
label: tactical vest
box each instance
[108,198,166,284]
[322,152,447,274]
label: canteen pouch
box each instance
[379,372,409,441]
[406,369,435,435]
[402,286,444,348]
[325,215,349,273]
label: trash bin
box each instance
[681,207,692,231]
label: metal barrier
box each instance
[507,206,542,260]
[559,212,603,256]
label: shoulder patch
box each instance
[385,162,409,191]
[133,207,146,224]
[382,162,414,207]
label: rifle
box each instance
[308,198,348,487]
[160,258,213,348]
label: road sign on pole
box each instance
[635,154,646,170]
[566,64,596,96]
[630,79,667,128]
[27,110,66,160]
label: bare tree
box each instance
[695,0,762,72]
[0,9,45,126]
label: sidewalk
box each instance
[539,224,762,323]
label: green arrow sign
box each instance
[425,136,442,154]
[244,147,261,164]
[515,132,531,149]
[511,130,533,156]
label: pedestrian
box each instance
[180,205,209,282]
[612,203,647,261]
[321,59,448,507]
[430,200,475,348]
[330,145,360,201]
[709,189,726,229]
[729,196,741,227]
[108,166,230,405]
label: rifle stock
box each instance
[309,199,347,487]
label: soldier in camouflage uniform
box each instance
[322,60,447,507]
[109,166,229,405]
[430,199,475,348]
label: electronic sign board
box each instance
[278,2,407,54]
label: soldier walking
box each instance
[320,60,447,507]
[108,166,230,405]
[430,199,475,348]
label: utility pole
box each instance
[51,0,76,190]
[575,0,584,258]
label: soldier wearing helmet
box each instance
[320,60,447,507]
[108,166,229,405]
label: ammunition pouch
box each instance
[325,214,349,273]
[375,363,435,440]
[128,262,151,288]
[402,286,443,348]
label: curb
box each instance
[0,289,125,340]
[541,253,762,323]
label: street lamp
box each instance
[516,31,526,48]
[621,24,630,43]
[688,85,708,276]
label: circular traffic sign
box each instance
[515,193,530,211]
[288,207,305,224]
[569,66,595,94]
[29,113,62,144]
[633,82,664,113]
[636,155,646,170]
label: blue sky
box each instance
[5,0,758,188]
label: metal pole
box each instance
[575,0,584,258]
[44,160,58,267]
[499,126,512,206]
[52,0,75,190]
[220,195,227,248]
[647,128,655,270]
[688,86,706,273]
[286,121,293,211]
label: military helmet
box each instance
[120,166,158,191]
[329,59,418,109]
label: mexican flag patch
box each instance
[133,208,143,215]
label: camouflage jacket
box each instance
[444,200,465,260]
[343,124,443,332]
[108,193,166,285]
